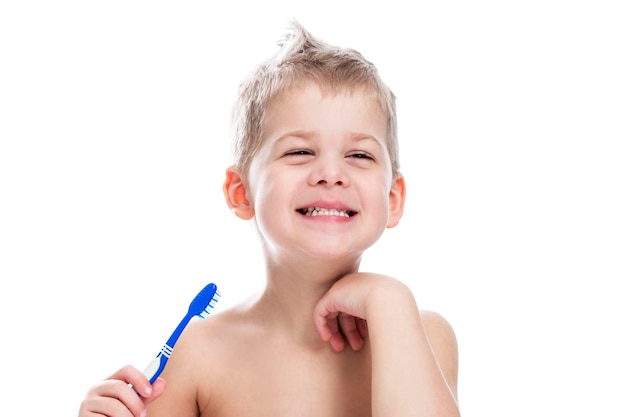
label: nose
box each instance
[308,156,350,187]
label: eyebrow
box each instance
[274,130,384,148]
[274,130,315,143]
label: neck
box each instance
[252,256,360,347]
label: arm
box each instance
[77,365,166,417]
[313,273,460,417]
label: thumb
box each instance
[144,378,167,405]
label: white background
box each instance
[1,1,624,416]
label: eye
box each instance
[286,150,313,156]
[347,152,374,161]
[282,149,315,158]
[281,149,315,164]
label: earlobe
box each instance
[387,174,406,228]
[223,167,255,220]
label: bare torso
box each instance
[148,305,374,417]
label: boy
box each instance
[78,20,460,417]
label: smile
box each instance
[296,207,357,217]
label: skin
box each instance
[78,83,460,417]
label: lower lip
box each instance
[298,213,356,223]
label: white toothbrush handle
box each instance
[143,344,173,384]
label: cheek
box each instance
[356,183,389,219]
[366,175,393,202]
[371,183,396,221]
[246,162,275,203]
[250,173,289,215]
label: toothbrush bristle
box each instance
[188,283,219,316]
[198,290,221,319]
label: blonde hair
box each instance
[230,20,399,176]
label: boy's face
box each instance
[230,83,405,262]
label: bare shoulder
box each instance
[147,304,260,416]
[420,310,459,398]
[174,304,256,362]
[420,310,457,343]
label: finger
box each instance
[145,378,167,405]
[338,313,364,351]
[313,307,346,351]
[357,318,369,339]
[109,365,153,398]
[329,330,347,352]
[82,380,141,417]
[80,395,135,417]
[102,379,147,416]
[313,308,340,342]
[323,315,346,352]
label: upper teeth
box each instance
[302,207,350,217]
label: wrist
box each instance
[364,277,418,320]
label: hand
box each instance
[78,365,166,417]
[313,273,410,353]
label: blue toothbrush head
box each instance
[188,282,220,318]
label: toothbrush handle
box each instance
[142,312,194,383]
[165,312,194,348]
[143,348,170,384]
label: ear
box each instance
[386,174,406,228]
[223,166,255,220]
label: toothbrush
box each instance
[142,282,221,384]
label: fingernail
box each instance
[144,385,152,396]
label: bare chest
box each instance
[201,343,372,417]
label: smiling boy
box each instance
[79,21,460,417]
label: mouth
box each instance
[296,207,358,217]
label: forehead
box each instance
[263,82,387,137]
[269,80,386,112]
